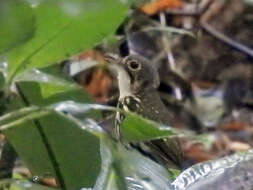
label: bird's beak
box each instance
[104,53,120,64]
[105,53,128,77]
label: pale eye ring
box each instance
[127,60,141,71]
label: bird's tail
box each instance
[144,137,183,169]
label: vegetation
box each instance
[0,0,253,190]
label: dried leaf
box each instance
[84,68,113,103]
[140,0,183,15]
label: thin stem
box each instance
[201,22,253,58]
[142,26,195,37]
[159,12,183,101]
[0,110,50,130]
[165,0,213,16]
[0,106,39,123]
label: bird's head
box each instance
[121,55,160,92]
[106,54,160,97]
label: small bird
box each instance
[106,54,184,168]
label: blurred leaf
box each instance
[39,101,177,189]
[0,0,35,54]
[14,65,95,106]
[3,97,57,179]
[48,101,184,142]
[3,67,101,189]
[3,99,180,190]
[40,113,101,189]
[111,141,173,190]
[14,66,74,86]
[168,168,181,181]
[17,73,100,119]
[6,0,130,83]
[90,138,173,190]
[4,100,101,190]
[120,112,181,142]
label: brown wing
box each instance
[145,138,183,169]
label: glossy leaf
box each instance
[3,98,181,189]
[116,145,173,190]
[0,0,35,54]
[88,138,173,190]
[3,67,101,189]
[48,101,184,142]
[3,96,58,179]
[6,0,129,83]
[49,101,184,142]
[120,112,182,142]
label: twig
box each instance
[0,110,50,131]
[201,22,253,58]
[165,0,253,58]
[0,106,39,123]
[165,0,213,16]
[159,12,183,101]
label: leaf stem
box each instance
[0,106,39,124]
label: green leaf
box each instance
[110,141,173,190]
[3,67,101,189]
[14,64,95,106]
[4,95,101,190]
[34,101,183,142]
[6,0,129,83]
[42,102,182,142]
[89,138,173,190]
[120,112,181,142]
[0,0,35,54]
[39,113,101,189]
[2,96,58,180]
[168,168,181,181]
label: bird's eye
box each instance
[127,60,141,71]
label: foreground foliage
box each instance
[0,0,253,190]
